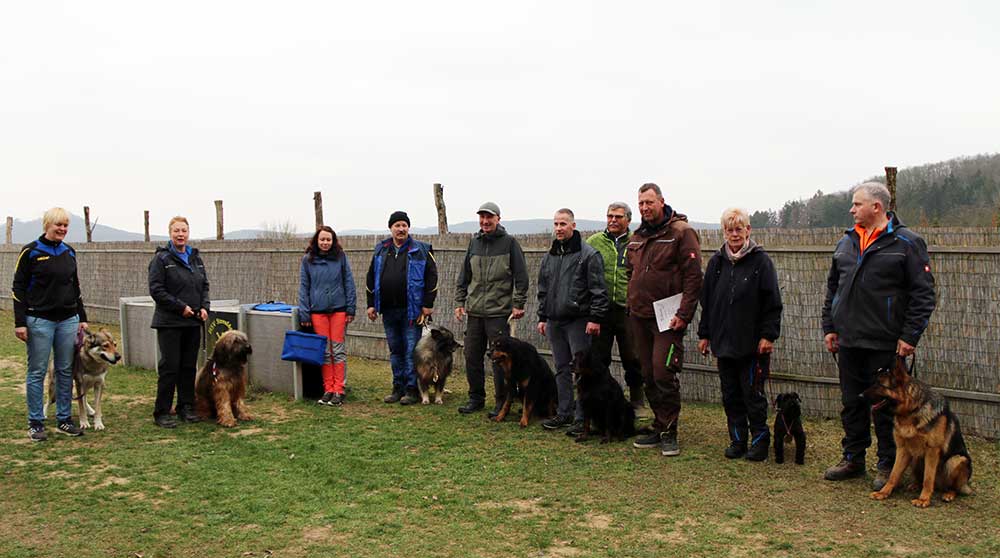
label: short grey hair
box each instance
[639,183,662,197]
[555,208,575,221]
[851,182,891,210]
[607,201,632,221]
[720,207,750,229]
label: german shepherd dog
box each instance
[772,392,806,465]
[413,325,461,405]
[866,356,973,507]
[195,330,253,427]
[46,328,122,430]
[571,348,635,443]
[488,335,558,427]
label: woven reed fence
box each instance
[3,226,999,437]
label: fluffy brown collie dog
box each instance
[195,330,253,427]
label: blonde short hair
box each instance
[42,207,71,231]
[720,207,750,230]
[167,216,190,232]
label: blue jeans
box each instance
[381,307,420,391]
[25,315,79,424]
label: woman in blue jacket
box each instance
[299,226,356,406]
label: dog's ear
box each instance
[430,328,442,340]
[792,392,801,404]
[892,357,910,383]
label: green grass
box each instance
[1,309,998,558]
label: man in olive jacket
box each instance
[627,183,703,457]
[821,182,935,489]
[454,202,530,415]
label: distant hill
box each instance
[754,153,1000,228]
[342,218,719,236]
[9,213,168,244]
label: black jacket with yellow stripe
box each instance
[11,236,88,327]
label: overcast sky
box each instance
[2,1,998,236]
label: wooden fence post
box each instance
[5,217,11,244]
[84,206,92,243]
[314,191,324,229]
[885,166,898,212]
[214,200,224,240]
[144,210,150,242]
[433,183,448,235]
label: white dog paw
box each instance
[80,420,91,429]
[93,421,105,431]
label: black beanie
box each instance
[388,211,410,228]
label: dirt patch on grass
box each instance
[255,403,308,424]
[582,512,613,529]
[0,357,23,371]
[476,497,546,518]
[543,540,583,557]
[228,427,265,437]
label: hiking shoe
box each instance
[660,431,680,456]
[745,438,769,462]
[541,415,574,430]
[28,423,47,442]
[154,415,178,429]
[824,458,865,481]
[383,389,404,404]
[179,406,202,423]
[565,420,585,437]
[633,431,662,448]
[399,390,420,406]
[318,392,335,406]
[724,441,747,459]
[872,463,893,491]
[56,421,84,437]
[457,400,485,414]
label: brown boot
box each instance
[824,458,865,481]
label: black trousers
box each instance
[837,346,896,467]
[155,326,201,417]
[463,316,510,405]
[591,305,643,395]
[718,356,769,446]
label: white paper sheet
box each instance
[653,293,683,332]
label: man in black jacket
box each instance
[821,182,936,489]
[536,208,609,430]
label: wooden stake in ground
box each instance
[215,200,224,240]
[84,206,92,243]
[885,166,898,212]
[144,210,150,242]
[5,216,11,244]
[434,183,448,235]
[314,191,324,229]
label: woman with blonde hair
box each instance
[148,216,210,428]
[12,207,88,441]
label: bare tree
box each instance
[256,220,300,240]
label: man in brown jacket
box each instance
[627,183,703,456]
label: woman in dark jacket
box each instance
[148,216,210,428]
[299,226,356,406]
[697,208,782,462]
[12,207,88,441]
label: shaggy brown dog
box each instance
[195,330,253,427]
[413,325,461,405]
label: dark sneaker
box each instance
[541,415,574,430]
[565,420,585,437]
[487,402,504,419]
[179,406,202,423]
[724,441,747,459]
[28,423,47,442]
[383,389,404,404]
[457,400,485,414]
[660,431,680,456]
[745,438,769,462]
[872,463,893,491]
[318,392,335,406]
[56,421,84,437]
[399,390,420,406]
[154,415,178,429]
[330,393,344,406]
[824,458,865,481]
[633,431,663,449]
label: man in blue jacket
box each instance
[366,211,438,405]
[821,182,935,490]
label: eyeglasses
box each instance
[606,214,627,220]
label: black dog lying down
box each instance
[571,348,635,443]
[773,392,806,465]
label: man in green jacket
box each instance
[586,202,645,415]
[454,202,530,415]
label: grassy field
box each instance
[1,310,997,558]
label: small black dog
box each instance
[488,335,558,427]
[773,392,806,465]
[571,348,636,443]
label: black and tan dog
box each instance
[488,335,558,427]
[571,348,635,443]
[46,328,122,430]
[195,330,253,427]
[413,325,461,405]
[772,392,806,465]
[866,356,973,507]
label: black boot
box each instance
[457,400,485,414]
[383,387,404,404]
[724,440,747,459]
[179,406,202,423]
[399,388,420,406]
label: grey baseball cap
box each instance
[477,202,501,216]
